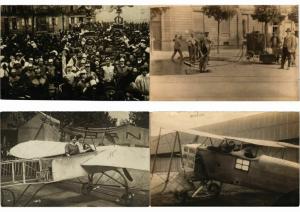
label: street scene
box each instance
[1,112,150,206]
[150,112,299,206]
[150,6,299,100]
[1,6,150,100]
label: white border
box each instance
[0,100,300,112]
[0,1,299,211]
[0,0,299,5]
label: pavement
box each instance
[150,50,299,100]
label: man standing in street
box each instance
[291,31,298,66]
[199,32,211,73]
[270,31,281,64]
[171,35,183,62]
[280,28,296,70]
[187,33,196,63]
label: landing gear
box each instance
[191,180,222,198]
[80,170,134,206]
[119,192,134,206]
[81,183,93,195]
[207,182,221,197]
[81,174,94,195]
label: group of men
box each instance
[271,28,298,70]
[171,28,298,72]
[171,32,211,72]
[0,21,150,100]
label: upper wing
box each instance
[176,129,298,149]
[81,145,150,171]
[9,140,66,159]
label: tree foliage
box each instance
[251,6,285,24]
[202,6,238,53]
[128,112,149,128]
[202,6,238,22]
[46,112,117,128]
[288,5,298,23]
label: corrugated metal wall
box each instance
[195,112,299,142]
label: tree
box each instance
[47,112,117,128]
[202,6,238,53]
[251,6,285,49]
[128,112,149,128]
[288,6,298,23]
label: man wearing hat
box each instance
[281,28,296,70]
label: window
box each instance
[235,158,250,171]
[71,17,75,24]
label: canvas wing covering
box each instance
[81,145,150,172]
[9,140,66,159]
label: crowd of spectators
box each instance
[0,21,150,100]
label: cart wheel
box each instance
[1,189,16,206]
[207,182,221,197]
[120,192,134,206]
[81,183,93,195]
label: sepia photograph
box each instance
[150,112,299,206]
[1,112,150,206]
[150,6,299,100]
[0,6,150,100]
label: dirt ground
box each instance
[151,184,294,206]
[1,180,149,207]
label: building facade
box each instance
[0,6,95,35]
[151,6,298,51]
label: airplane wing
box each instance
[9,140,66,159]
[81,145,150,172]
[225,136,285,148]
[175,129,299,149]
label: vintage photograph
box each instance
[150,6,299,100]
[1,112,150,206]
[0,6,150,100]
[150,112,299,206]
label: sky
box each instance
[95,6,149,23]
[108,112,129,125]
[150,112,263,136]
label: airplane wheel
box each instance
[81,183,93,195]
[207,183,221,197]
[120,192,134,206]
[1,189,16,206]
[175,191,188,204]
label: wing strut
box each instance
[151,127,162,175]
[161,131,182,193]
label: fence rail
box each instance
[1,158,53,186]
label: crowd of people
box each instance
[0,21,150,100]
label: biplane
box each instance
[151,129,299,205]
[1,140,149,206]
